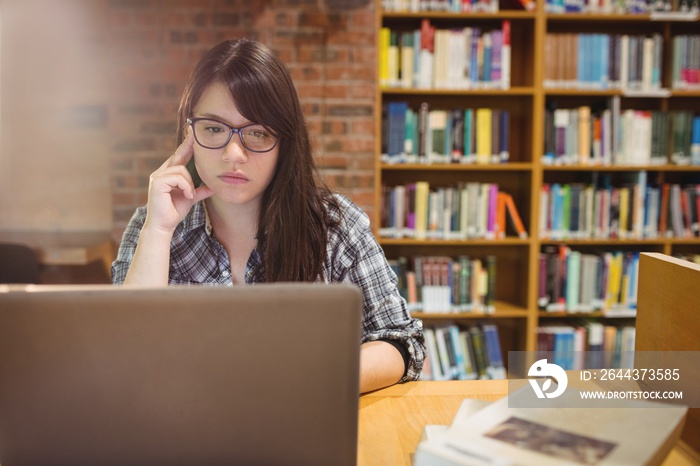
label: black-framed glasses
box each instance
[187,117,279,153]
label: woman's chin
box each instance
[209,189,258,207]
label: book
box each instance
[484,255,496,314]
[458,330,479,380]
[504,195,527,239]
[494,192,507,239]
[435,326,458,379]
[478,184,490,238]
[490,109,500,163]
[414,181,430,240]
[516,0,536,10]
[417,398,490,445]
[415,385,688,466]
[671,111,692,165]
[418,102,430,158]
[490,30,502,87]
[578,106,591,164]
[418,19,435,89]
[482,33,492,87]
[475,108,492,164]
[464,109,475,162]
[433,29,448,89]
[501,20,511,89]
[448,325,468,380]
[692,115,700,165]
[400,31,415,88]
[385,101,408,158]
[469,326,489,379]
[423,328,445,380]
[379,28,391,87]
[554,108,569,164]
[499,110,510,162]
[450,109,465,162]
[458,255,471,311]
[387,30,400,87]
[429,110,448,159]
[482,323,505,379]
[486,184,498,239]
[565,249,581,312]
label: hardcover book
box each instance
[415,385,687,466]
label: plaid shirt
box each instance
[112,194,425,382]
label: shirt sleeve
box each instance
[111,207,147,285]
[329,197,426,383]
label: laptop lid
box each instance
[0,283,362,466]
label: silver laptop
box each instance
[0,283,362,466]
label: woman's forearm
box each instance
[122,226,174,286]
[359,340,405,394]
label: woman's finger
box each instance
[193,184,215,203]
[158,130,195,170]
[151,171,195,200]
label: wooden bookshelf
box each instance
[374,2,700,363]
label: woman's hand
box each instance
[122,131,214,286]
[144,131,214,234]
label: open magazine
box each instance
[414,385,687,466]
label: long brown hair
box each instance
[176,39,338,282]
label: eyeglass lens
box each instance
[191,119,277,152]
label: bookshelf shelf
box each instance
[659,165,700,172]
[380,238,530,246]
[540,238,677,245]
[670,90,700,97]
[667,238,700,245]
[543,89,628,96]
[382,11,537,20]
[414,302,529,319]
[538,311,637,318]
[542,164,700,171]
[375,1,699,376]
[381,87,536,96]
[545,13,669,21]
[381,162,533,171]
[543,89,680,97]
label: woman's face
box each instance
[191,82,279,208]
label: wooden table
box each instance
[358,380,700,466]
[0,230,114,276]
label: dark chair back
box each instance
[0,243,42,284]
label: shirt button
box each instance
[222,270,230,278]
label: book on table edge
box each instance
[414,385,687,466]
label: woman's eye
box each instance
[205,125,225,134]
[247,129,270,139]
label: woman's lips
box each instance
[219,172,249,184]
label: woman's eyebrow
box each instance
[195,113,254,128]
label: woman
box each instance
[112,39,424,393]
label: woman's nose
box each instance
[221,133,248,163]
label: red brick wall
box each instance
[107,0,377,242]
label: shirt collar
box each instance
[180,201,213,236]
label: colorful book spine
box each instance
[482,324,506,379]
[501,20,511,89]
[475,108,492,164]
[380,22,514,90]
[381,102,510,165]
[421,324,506,381]
[387,254,501,314]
